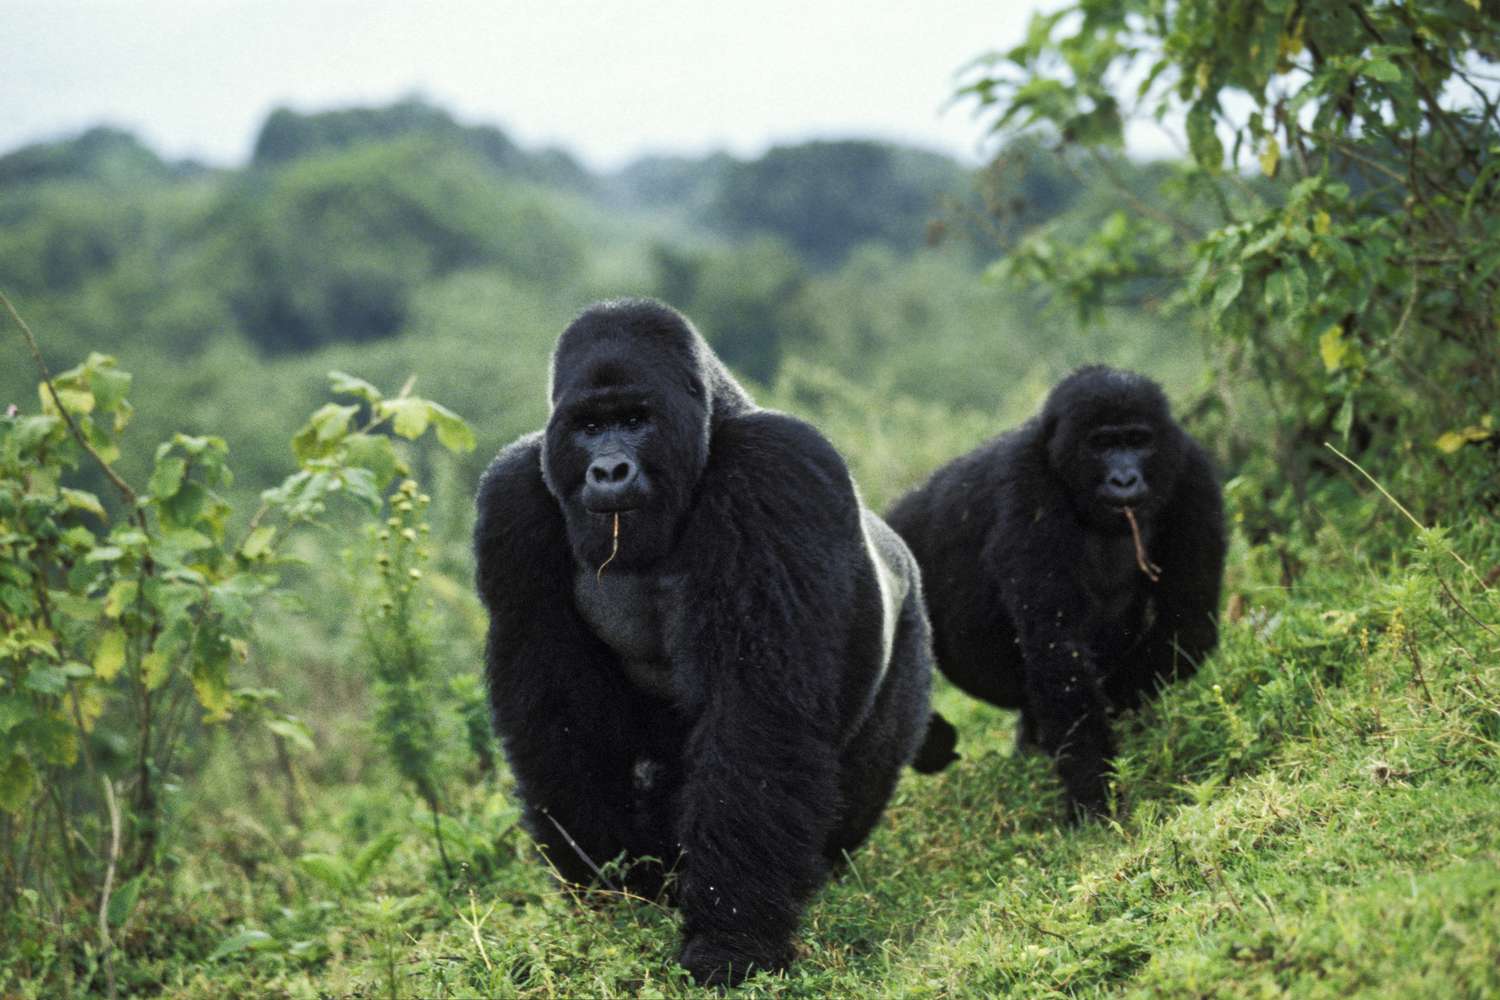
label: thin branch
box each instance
[1437,574,1498,638]
[2,291,140,511]
[1083,146,1201,240]
[541,808,618,892]
[1323,443,1488,590]
[98,777,121,1000]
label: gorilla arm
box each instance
[1107,441,1226,708]
[666,412,864,984]
[474,434,661,886]
[987,504,1116,817]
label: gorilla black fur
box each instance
[473,299,934,985]
[887,366,1225,818]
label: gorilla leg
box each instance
[828,597,935,858]
[1021,638,1114,817]
[1014,710,1044,756]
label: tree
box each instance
[960,0,1500,524]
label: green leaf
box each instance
[1364,59,1400,83]
[342,434,403,489]
[0,753,38,813]
[23,664,69,695]
[297,853,355,894]
[240,525,277,560]
[158,527,213,556]
[352,830,402,881]
[1187,101,1224,173]
[148,456,187,501]
[328,371,383,404]
[340,467,383,512]
[26,716,77,765]
[428,401,476,453]
[161,481,209,528]
[104,580,138,618]
[1333,395,1355,443]
[13,414,61,451]
[1435,424,1493,453]
[145,579,200,623]
[60,488,106,519]
[95,627,128,681]
[0,696,39,735]
[39,383,93,416]
[142,649,172,690]
[1319,325,1348,373]
[292,403,359,462]
[1259,137,1280,178]
[264,716,315,752]
[108,875,143,927]
[208,575,262,628]
[180,434,215,455]
[380,398,430,440]
[1210,267,1244,320]
[208,929,275,961]
[191,630,233,721]
[88,364,133,415]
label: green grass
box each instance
[7,505,1492,999]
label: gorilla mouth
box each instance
[1100,492,1147,511]
[584,499,641,514]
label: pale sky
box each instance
[1,1,1046,171]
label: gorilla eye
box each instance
[624,415,642,429]
[581,420,602,436]
[1088,427,1154,451]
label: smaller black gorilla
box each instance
[474,299,934,985]
[887,366,1225,817]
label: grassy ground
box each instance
[7,502,1498,998]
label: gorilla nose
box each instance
[583,453,641,510]
[1104,471,1145,503]
[589,454,636,485]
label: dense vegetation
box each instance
[3,1,1497,991]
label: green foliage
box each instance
[710,140,971,267]
[959,0,1500,525]
[250,98,594,191]
[655,236,809,383]
[0,126,182,190]
[214,138,588,352]
[357,477,462,873]
[0,302,479,992]
[5,481,1488,997]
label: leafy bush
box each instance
[0,296,476,992]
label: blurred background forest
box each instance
[3,1,1498,995]
[0,97,1206,507]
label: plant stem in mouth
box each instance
[1123,506,1162,582]
[596,513,620,583]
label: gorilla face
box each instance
[1042,367,1184,531]
[542,307,713,572]
[1084,422,1158,509]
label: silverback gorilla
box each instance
[887,366,1225,818]
[473,299,934,985]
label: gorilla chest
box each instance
[1081,532,1151,626]
[572,570,676,697]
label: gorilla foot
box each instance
[679,932,791,988]
[911,710,960,774]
